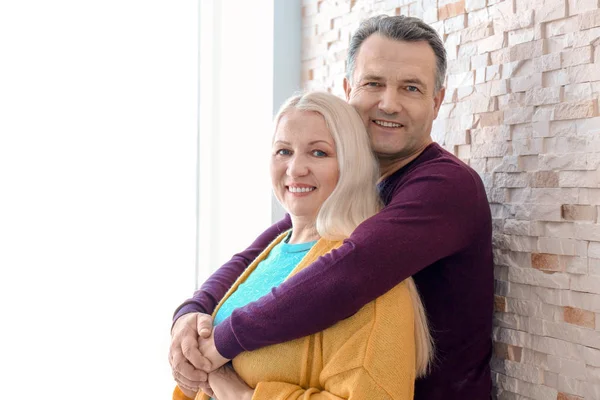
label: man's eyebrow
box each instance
[358,74,384,82]
[402,77,427,87]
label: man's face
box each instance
[344,34,445,162]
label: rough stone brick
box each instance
[508,27,535,46]
[539,235,586,256]
[490,47,511,64]
[531,171,559,188]
[447,57,471,75]
[543,69,570,86]
[559,170,600,188]
[580,9,600,30]
[493,9,534,32]
[554,100,598,121]
[557,393,584,400]
[525,87,562,106]
[542,222,576,239]
[509,266,570,289]
[583,346,600,367]
[568,0,599,15]
[447,71,475,88]
[478,33,507,53]
[548,354,588,380]
[495,172,529,188]
[564,82,594,102]
[568,63,600,83]
[535,0,567,23]
[566,26,600,48]
[560,256,588,274]
[438,0,465,20]
[532,253,562,272]
[561,46,593,68]
[564,306,595,329]
[511,123,533,141]
[490,80,509,96]
[511,73,543,92]
[486,64,501,81]
[465,0,487,12]
[534,53,562,72]
[578,116,600,136]
[471,53,490,69]
[504,107,534,125]
[533,105,556,122]
[571,274,600,295]
[444,13,466,33]
[539,154,587,171]
[468,7,490,26]
[533,120,551,137]
[545,16,581,37]
[423,6,438,23]
[562,205,597,221]
[475,111,504,127]
[510,39,546,62]
[495,295,508,312]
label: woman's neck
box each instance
[288,216,320,244]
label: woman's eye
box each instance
[276,149,291,156]
[312,150,327,157]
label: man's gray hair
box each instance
[346,15,447,92]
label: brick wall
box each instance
[302,0,600,398]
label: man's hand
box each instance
[170,313,214,395]
[198,328,230,372]
[209,364,254,400]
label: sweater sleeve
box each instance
[251,369,393,400]
[172,215,292,321]
[214,163,483,358]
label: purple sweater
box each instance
[174,143,494,399]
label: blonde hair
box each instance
[273,91,433,376]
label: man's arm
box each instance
[172,214,292,321]
[213,163,487,359]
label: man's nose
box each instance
[378,88,402,115]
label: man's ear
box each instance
[432,87,446,119]
[343,77,352,101]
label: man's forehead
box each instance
[352,36,437,81]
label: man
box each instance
[171,15,493,399]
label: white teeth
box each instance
[374,120,402,128]
[288,187,315,193]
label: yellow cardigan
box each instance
[173,233,417,400]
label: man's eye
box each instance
[276,149,291,156]
[312,150,327,157]
[407,86,419,92]
[365,82,381,87]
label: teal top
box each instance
[213,234,317,326]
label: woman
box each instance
[174,91,433,400]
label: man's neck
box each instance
[377,141,432,182]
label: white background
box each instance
[0,1,199,398]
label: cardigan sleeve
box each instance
[172,215,292,321]
[172,385,194,400]
[251,368,394,400]
[214,162,482,358]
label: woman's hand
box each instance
[208,364,254,400]
[198,329,230,372]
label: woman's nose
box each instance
[287,155,309,177]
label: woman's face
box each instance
[270,109,339,222]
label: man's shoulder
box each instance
[389,143,484,190]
